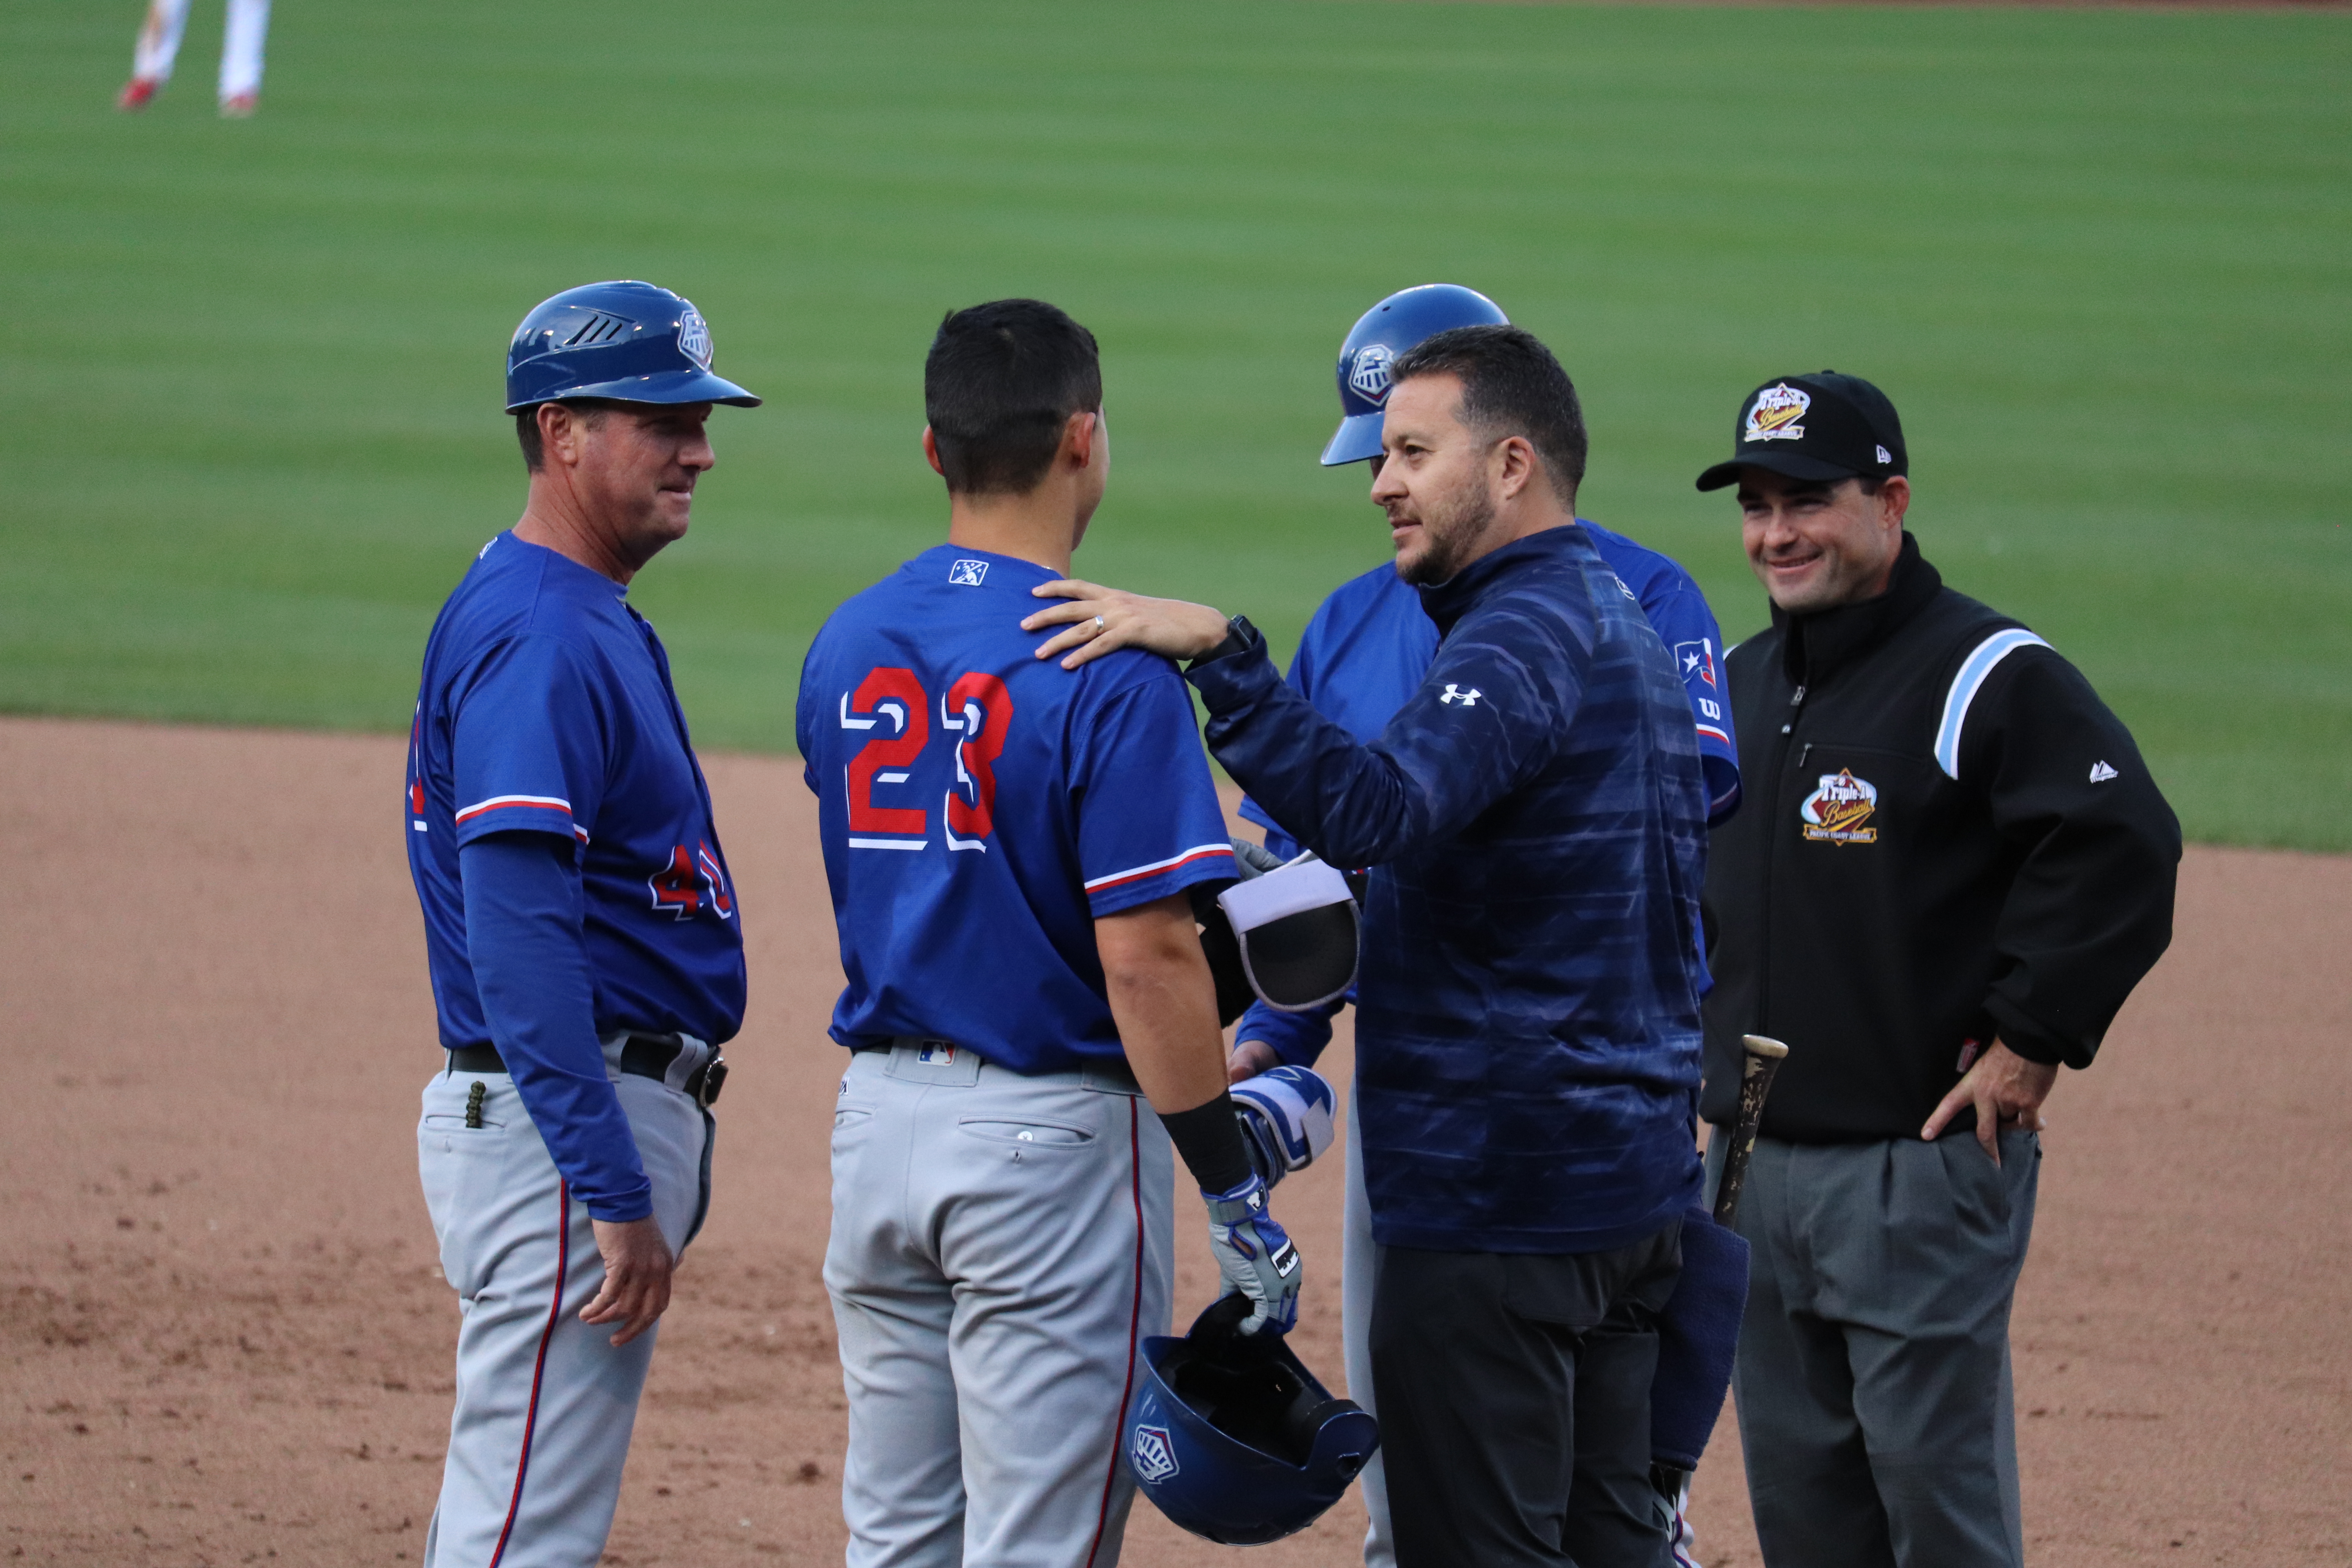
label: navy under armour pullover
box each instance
[1189,526,1708,1254]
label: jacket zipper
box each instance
[1756,675,1810,1034]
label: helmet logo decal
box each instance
[1743,383,1810,443]
[1130,1423,1180,1483]
[678,305,714,371]
[1348,344,1395,406]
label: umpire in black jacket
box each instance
[1695,372,2180,1568]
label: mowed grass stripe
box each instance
[0,0,2345,846]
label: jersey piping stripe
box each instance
[455,794,591,843]
[1085,1098,1147,1568]
[1083,843,1235,895]
[1933,629,2050,781]
[487,1179,571,1568]
[1695,723,1733,747]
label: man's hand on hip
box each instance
[1921,1038,2058,1166]
[1022,579,1229,670]
[582,1216,674,1347]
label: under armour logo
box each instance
[1440,684,1483,706]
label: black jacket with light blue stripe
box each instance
[1700,534,2181,1143]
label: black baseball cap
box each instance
[1695,370,1907,492]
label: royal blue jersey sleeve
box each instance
[1648,584,1742,824]
[460,833,651,1222]
[450,635,609,848]
[1073,668,1238,917]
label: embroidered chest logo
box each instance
[1798,769,1879,845]
[1440,684,1483,707]
[1744,383,1811,443]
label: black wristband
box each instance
[1158,1095,1255,1195]
[1186,614,1262,671]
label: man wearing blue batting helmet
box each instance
[405,279,757,1566]
[1225,283,1742,1567]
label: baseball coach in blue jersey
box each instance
[798,299,1300,1568]
[1225,281,1742,1568]
[1692,373,2179,1568]
[405,280,755,1567]
[1025,324,1710,1567]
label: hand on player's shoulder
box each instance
[1022,579,1229,670]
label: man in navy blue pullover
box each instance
[1024,325,1709,1567]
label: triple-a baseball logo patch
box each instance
[1130,1424,1180,1483]
[1348,344,1396,406]
[1798,769,1878,845]
[1744,383,1810,444]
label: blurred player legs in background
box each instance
[118,0,270,116]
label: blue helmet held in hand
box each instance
[1321,283,1508,466]
[505,280,762,413]
[1125,1294,1379,1544]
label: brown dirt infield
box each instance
[2,715,2346,1566]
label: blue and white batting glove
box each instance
[1230,1065,1338,1191]
[1203,1173,1301,1336]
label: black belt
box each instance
[448,1036,727,1108]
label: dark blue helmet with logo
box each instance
[1320,283,1508,466]
[504,280,761,413]
[1124,1295,1379,1545]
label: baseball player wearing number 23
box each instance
[799,299,1290,1568]
[405,281,757,1567]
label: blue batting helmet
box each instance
[504,280,761,413]
[1125,1295,1379,1545]
[1320,283,1508,465]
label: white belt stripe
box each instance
[1934,629,2050,780]
[1083,842,1234,893]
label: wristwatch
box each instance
[1189,614,1262,670]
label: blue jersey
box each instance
[797,544,1237,1075]
[1236,521,1738,1067]
[407,534,747,1053]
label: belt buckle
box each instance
[696,1051,728,1109]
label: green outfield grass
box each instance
[1,1,2345,847]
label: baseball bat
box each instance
[1710,1035,1789,1229]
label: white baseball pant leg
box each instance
[1340,1078,1397,1568]
[131,0,193,85]
[826,1045,1175,1568]
[218,0,270,102]
[416,1047,711,1568]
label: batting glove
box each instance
[1230,1065,1338,1191]
[1203,1173,1301,1336]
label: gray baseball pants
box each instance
[1718,1131,2039,1568]
[826,1044,1175,1568]
[416,1038,713,1567]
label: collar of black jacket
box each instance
[1771,531,1942,686]
[1416,524,1596,635]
